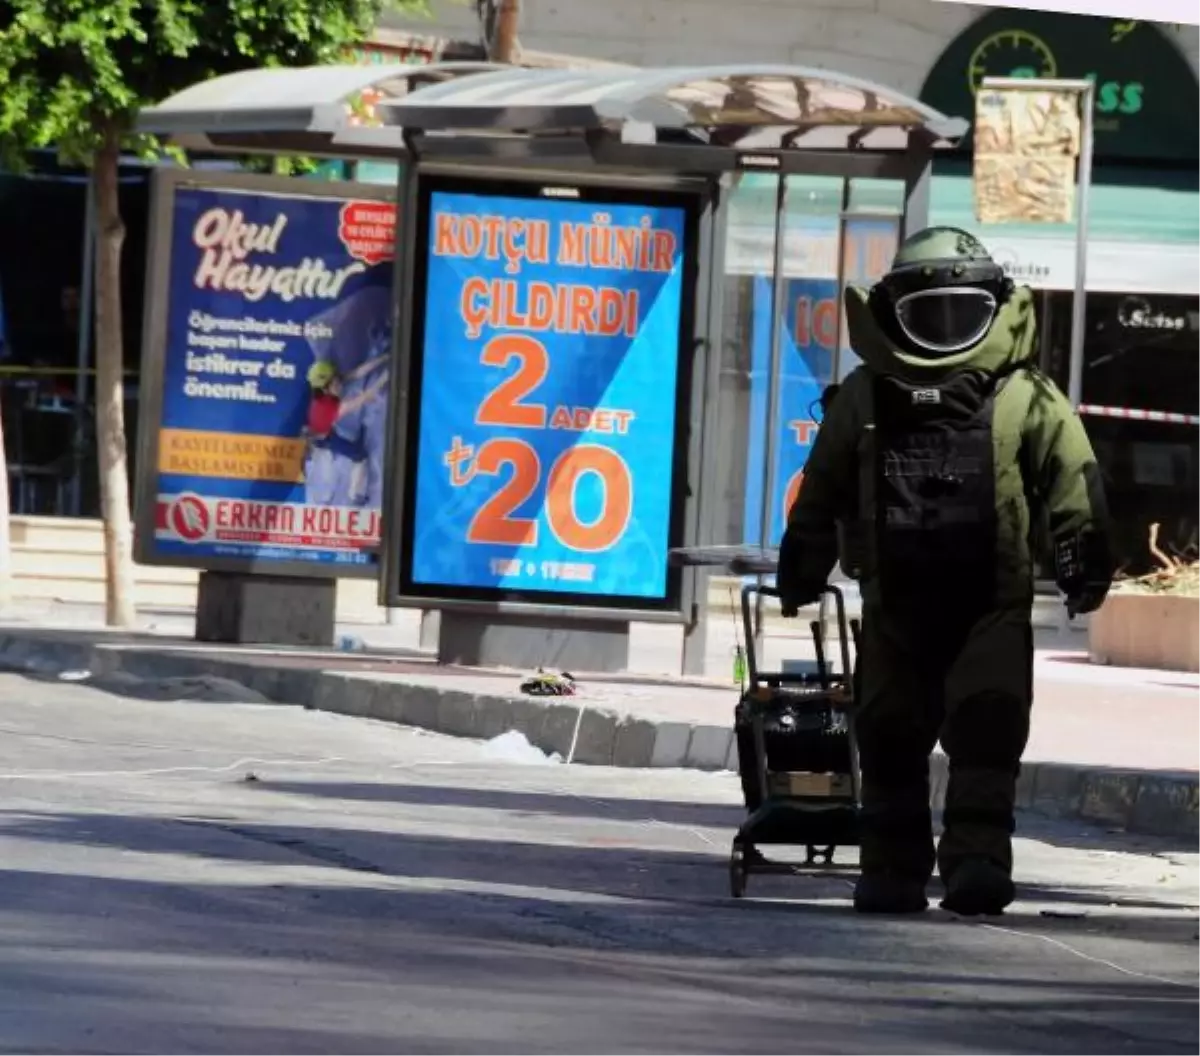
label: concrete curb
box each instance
[0,629,1193,841]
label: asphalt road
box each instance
[0,670,1195,1055]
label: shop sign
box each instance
[948,1,1200,28]
[920,10,1199,163]
[343,41,439,127]
[973,84,1082,224]
[345,41,440,67]
[989,244,1059,285]
[1117,295,1190,330]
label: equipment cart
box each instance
[667,546,863,900]
[729,582,861,898]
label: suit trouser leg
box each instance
[937,606,1034,883]
[855,606,943,882]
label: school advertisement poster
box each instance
[408,190,688,602]
[150,186,396,570]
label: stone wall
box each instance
[373,1,1199,550]
[378,0,1200,88]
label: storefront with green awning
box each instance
[712,11,1199,575]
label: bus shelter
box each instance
[133,61,498,645]
[134,62,965,668]
[137,61,501,160]
[374,64,966,674]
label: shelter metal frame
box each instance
[134,60,966,671]
[137,61,504,160]
[131,168,399,581]
[372,63,966,672]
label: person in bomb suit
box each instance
[777,227,1113,916]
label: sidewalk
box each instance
[0,599,1195,839]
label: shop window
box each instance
[714,173,901,549]
[0,166,150,519]
[1045,291,1199,573]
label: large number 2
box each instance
[465,439,541,546]
[475,334,549,428]
[467,440,632,553]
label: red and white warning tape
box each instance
[1079,404,1200,427]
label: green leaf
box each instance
[0,0,426,167]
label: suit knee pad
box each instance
[943,690,1028,770]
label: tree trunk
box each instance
[491,0,520,63]
[92,125,137,627]
[0,402,12,610]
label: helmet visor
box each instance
[895,288,997,355]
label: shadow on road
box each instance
[1,805,1195,926]
[0,857,1193,1055]
[0,767,1196,1056]
[253,775,1200,857]
[257,778,748,831]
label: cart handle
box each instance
[740,583,853,691]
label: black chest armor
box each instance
[871,369,1000,615]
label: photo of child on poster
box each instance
[301,284,392,510]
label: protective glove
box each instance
[779,581,825,619]
[1065,582,1109,618]
[1054,531,1113,619]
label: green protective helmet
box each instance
[872,226,1012,358]
[307,359,338,390]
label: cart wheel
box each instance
[806,844,836,865]
[729,842,748,899]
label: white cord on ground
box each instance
[825,878,1200,993]
[0,756,348,781]
[0,755,472,782]
[565,703,586,765]
[0,723,228,754]
[979,922,1197,990]
[647,816,717,847]
[2,711,1188,994]
[556,788,720,847]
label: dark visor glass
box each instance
[895,288,997,355]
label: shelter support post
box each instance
[1067,82,1096,408]
[900,150,932,239]
[680,177,730,677]
[195,571,336,647]
[753,172,790,658]
[419,609,441,651]
[679,596,706,677]
[437,611,629,672]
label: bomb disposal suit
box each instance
[777,228,1113,916]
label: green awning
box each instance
[729,165,1199,294]
[734,164,1198,243]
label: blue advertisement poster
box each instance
[743,276,836,547]
[742,215,899,545]
[409,190,688,602]
[150,186,396,569]
[836,215,901,381]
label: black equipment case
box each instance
[729,583,862,898]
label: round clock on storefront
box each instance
[967,30,1058,93]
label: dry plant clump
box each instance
[1112,523,1199,597]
